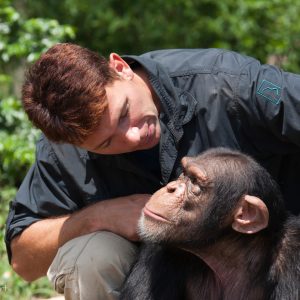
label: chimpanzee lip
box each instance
[143,206,172,224]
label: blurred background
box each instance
[1,0,300,298]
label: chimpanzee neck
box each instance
[186,232,273,299]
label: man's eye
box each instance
[101,139,111,149]
[120,103,129,120]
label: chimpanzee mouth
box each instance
[143,206,172,223]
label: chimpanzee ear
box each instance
[232,195,269,234]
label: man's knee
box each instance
[75,231,138,287]
[48,231,138,300]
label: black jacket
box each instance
[5,48,300,261]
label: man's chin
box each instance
[139,136,160,151]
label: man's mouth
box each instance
[142,120,157,146]
[146,123,155,142]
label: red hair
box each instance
[22,43,118,144]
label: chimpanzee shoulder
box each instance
[121,244,216,300]
[269,215,300,300]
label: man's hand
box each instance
[98,194,151,241]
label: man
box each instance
[5,43,300,300]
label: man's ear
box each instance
[232,195,269,234]
[109,53,134,80]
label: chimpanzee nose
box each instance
[166,181,177,193]
[166,181,185,197]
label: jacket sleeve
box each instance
[5,136,82,262]
[237,58,300,152]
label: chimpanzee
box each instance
[121,147,300,300]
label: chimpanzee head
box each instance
[138,148,286,247]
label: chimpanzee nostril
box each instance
[166,181,177,193]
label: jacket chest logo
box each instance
[256,79,281,105]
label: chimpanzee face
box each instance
[138,156,216,244]
[138,149,272,246]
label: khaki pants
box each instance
[47,231,138,300]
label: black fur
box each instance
[121,148,300,300]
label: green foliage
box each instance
[0,2,75,66]
[0,0,74,197]
[2,0,300,298]
[0,1,74,299]
[0,97,39,186]
[25,0,300,71]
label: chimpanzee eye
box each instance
[190,176,197,184]
[188,177,202,196]
[191,183,202,196]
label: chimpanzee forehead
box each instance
[181,157,208,181]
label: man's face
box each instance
[80,56,161,154]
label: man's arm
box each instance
[238,57,300,147]
[10,194,150,282]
